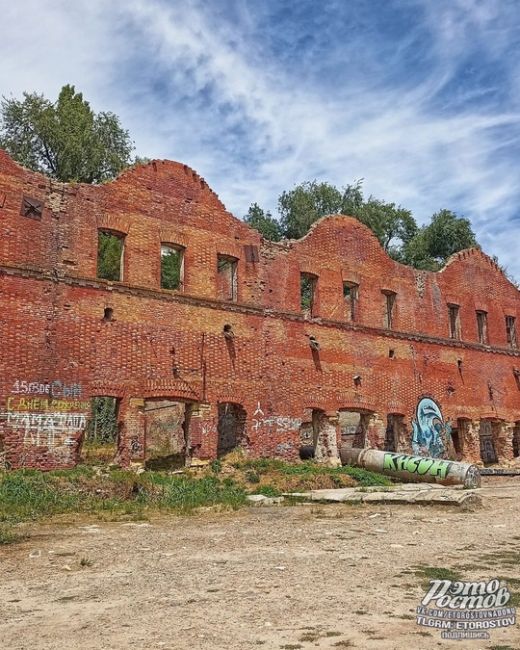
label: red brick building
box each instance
[0,149,519,470]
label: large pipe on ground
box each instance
[341,447,481,489]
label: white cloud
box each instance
[0,0,519,278]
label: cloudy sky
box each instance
[1,0,520,277]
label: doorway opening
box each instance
[217,403,247,457]
[479,419,499,465]
[83,397,119,465]
[144,398,192,469]
[385,414,404,452]
[339,410,371,449]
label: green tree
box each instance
[421,209,478,264]
[0,84,135,183]
[402,209,478,270]
[86,397,118,444]
[352,199,417,254]
[249,180,481,271]
[97,232,124,281]
[276,179,416,255]
[244,203,283,241]
[278,180,363,239]
[161,247,183,290]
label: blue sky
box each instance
[1,0,520,278]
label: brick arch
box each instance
[96,213,130,235]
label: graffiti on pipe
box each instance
[383,452,453,480]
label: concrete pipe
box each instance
[340,446,481,489]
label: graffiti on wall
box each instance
[0,379,88,461]
[252,402,301,436]
[411,397,451,458]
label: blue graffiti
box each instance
[411,398,451,458]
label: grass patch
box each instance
[412,566,463,583]
[0,522,24,545]
[0,457,394,544]
[0,468,247,536]
[232,458,391,488]
[255,485,282,497]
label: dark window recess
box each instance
[0,192,6,208]
[513,423,520,458]
[217,255,238,301]
[244,244,259,263]
[448,304,461,340]
[300,273,317,315]
[103,307,113,321]
[506,316,517,349]
[161,245,184,290]
[382,290,396,329]
[217,403,247,457]
[343,282,359,321]
[21,195,43,220]
[97,230,124,281]
[476,310,488,344]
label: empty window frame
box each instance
[217,255,238,301]
[382,290,397,329]
[161,244,185,290]
[476,310,488,344]
[506,315,517,349]
[343,281,359,321]
[300,273,317,315]
[448,304,461,340]
[97,230,124,281]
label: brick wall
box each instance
[1,149,519,469]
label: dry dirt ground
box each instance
[1,478,519,650]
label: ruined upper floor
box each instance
[0,149,519,352]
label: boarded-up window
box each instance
[217,255,238,301]
[476,310,488,344]
[343,281,359,321]
[382,290,396,329]
[506,316,517,348]
[479,419,498,464]
[161,244,184,290]
[300,273,317,315]
[244,244,259,263]
[97,231,124,281]
[448,304,461,339]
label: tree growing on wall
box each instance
[245,181,480,271]
[243,203,283,241]
[0,85,135,183]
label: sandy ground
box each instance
[1,478,519,650]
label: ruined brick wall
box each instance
[1,149,519,469]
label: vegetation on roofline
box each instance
[1,83,510,277]
[244,183,479,272]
